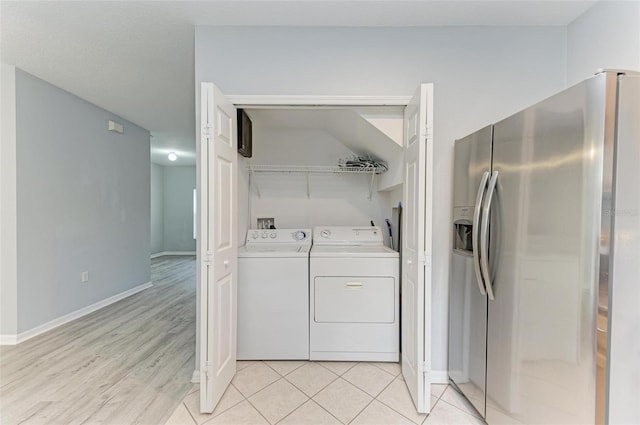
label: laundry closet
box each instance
[236,106,404,364]
[198,83,433,415]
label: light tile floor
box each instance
[166,361,485,425]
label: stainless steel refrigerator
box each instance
[449,70,640,425]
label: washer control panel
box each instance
[245,229,311,245]
[313,226,383,245]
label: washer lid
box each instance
[310,245,399,258]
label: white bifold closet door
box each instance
[197,82,434,416]
[199,82,238,413]
[402,83,434,414]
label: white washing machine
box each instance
[238,228,311,360]
[310,226,399,362]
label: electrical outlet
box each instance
[81,271,89,283]
[257,217,275,229]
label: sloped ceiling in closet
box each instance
[245,107,404,189]
[246,108,402,160]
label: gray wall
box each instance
[162,166,196,252]
[195,25,567,372]
[1,64,18,337]
[15,69,150,333]
[151,163,164,254]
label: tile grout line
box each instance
[378,377,448,425]
[230,361,318,425]
[369,362,402,378]
[183,401,199,425]
[315,361,358,376]
[311,376,360,425]
[310,398,346,425]
[282,365,340,398]
[243,380,284,425]
[340,363,398,412]
[374,380,428,425]
[436,395,484,420]
[346,372,399,425]
[420,397,439,425]
[313,376,363,425]
[277,364,344,423]
[262,360,307,377]
[274,398,342,425]
[199,383,247,425]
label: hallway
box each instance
[0,256,196,425]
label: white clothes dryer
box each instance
[310,226,399,362]
[237,228,311,360]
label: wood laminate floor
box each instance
[0,256,197,425]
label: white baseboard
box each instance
[191,369,200,383]
[0,281,153,346]
[430,370,449,384]
[151,251,196,259]
[0,334,18,345]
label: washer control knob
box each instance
[251,232,259,239]
[261,231,268,239]
[320,229,331,238]
[270,232,277,239]
[293,231,307,241]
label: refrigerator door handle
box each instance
[480,170,498,301]
[472,171,490,296]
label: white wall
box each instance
[163,166,196,252]
[195,25,567,371]
[248,127,392,232]
[14,69,151,334]
[1,64,18,339]
[566,0,640,85]
[151,163,165,254]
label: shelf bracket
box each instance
[368,171,376,200]
[249,163,261,199]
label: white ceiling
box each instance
[0,0,597,166]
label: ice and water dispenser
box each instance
[453,206,474,252]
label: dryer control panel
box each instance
[245,229,311,245]
[313,226,384,245]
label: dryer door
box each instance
[315,277,395,323]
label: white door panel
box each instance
[200,82,238,413]
[402,84,433,414]
[216,156,233,251]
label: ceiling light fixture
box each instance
[168,152,178,161]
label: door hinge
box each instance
[422,362,429,373]
[205,361,213,378]
[202,251,213,266]
[421,126,433,141]
[202,125,212,139]
[419,252,431,267]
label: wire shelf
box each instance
[246,164,387,174]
